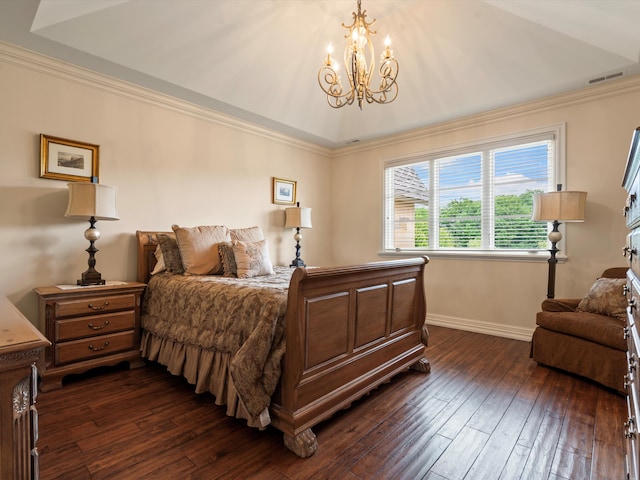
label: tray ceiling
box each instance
[1,0,639,148]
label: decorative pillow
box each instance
[219,242,237,277]
[232,239,275,278]
[230,226,264,243]
[150,245,166,275]
[157,233,184,274]
[576,277,627,321]
[172,224,231,275]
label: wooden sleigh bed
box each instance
[136,230,430,457]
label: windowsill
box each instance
[377,249,566,263]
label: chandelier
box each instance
[318,0,399,109]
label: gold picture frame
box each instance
[272,177,297,205]
[40,134,100,183]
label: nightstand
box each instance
[34,282,146,392]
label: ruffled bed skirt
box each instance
[140,330,268,429]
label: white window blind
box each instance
[383,128,559,253]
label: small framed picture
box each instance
[273,177,297,205]
[40,134,100,183]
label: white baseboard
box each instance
[426,313,534,342]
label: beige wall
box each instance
[2,42,638,340]
[331,78,640,339]
[0,44,332,328]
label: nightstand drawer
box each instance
[54,293,136,318]
[55,310,135,342]
[55,331,135,365]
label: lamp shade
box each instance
[65,183,119,220]
[284,206,312,229]
[532,191,587,222]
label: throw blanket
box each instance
[141,267,293,420]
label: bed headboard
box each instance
[136,230,171,284]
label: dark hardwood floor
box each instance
[37,325,626,480]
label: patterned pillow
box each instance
[232,239,275,278]
[172,224,231,275]
[157,233,184,274]
[576,277,627,321]
[219,242,237,277]
[230,226,264,243]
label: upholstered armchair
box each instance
[530,267,628,393]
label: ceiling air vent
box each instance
[588,71,624,85]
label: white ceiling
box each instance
[1,0,640,148]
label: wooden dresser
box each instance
[34,282,146,392]
[0,295,50,480]
[623,126,640,480]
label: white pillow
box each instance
[232,239,275,278]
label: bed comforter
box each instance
[141,266,293,423]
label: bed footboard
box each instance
[270,256,429,457]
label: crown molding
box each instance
[333,72,640,157]
[0,41,332,157]
[4,39,638,160]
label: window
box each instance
[383,126,563,256]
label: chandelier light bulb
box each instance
[383,35,393,59]
[325,43,334,66]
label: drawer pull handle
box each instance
[626,417,637,439]
[625,374,631,389]
[88,320,110,330]
[625,193,637,217]
[630,297,637,313]
[88,341,109,352]
[88,301,109,311]
[623,246,638,259]
[625,326,630,340]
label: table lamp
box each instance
[65,182,119,286]
[284,202,312,267]
[532,185,587,298]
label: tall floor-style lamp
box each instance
[284,202,312,267]
[532,185,587,299]
[65,182,119,286]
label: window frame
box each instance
[379,123,567,261]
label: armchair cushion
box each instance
[575,277,627,321]
[536,311,626,351]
